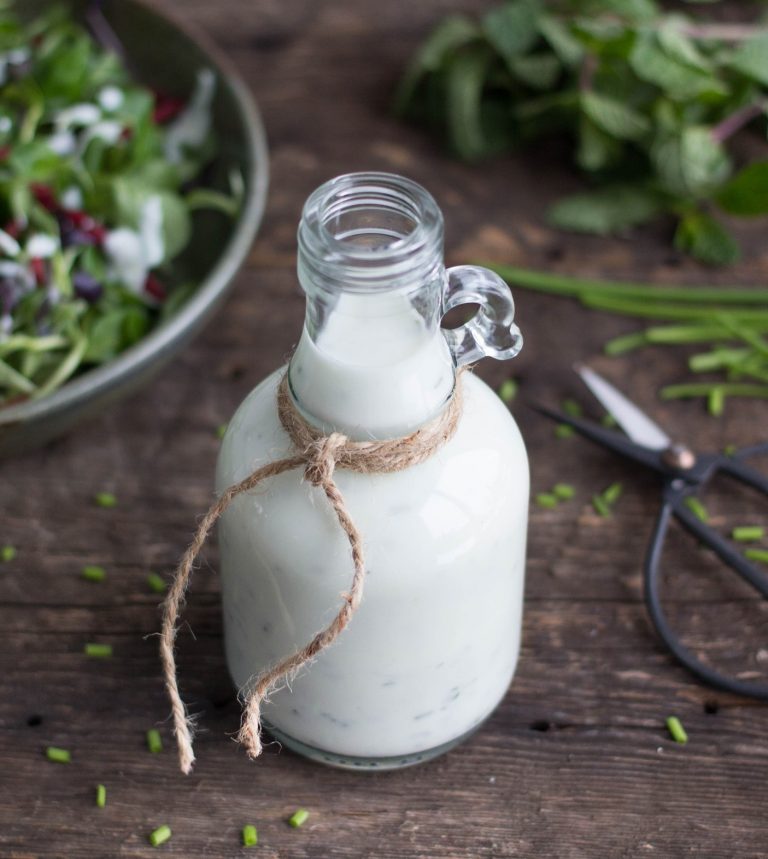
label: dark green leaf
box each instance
[727,34,768,88]
[582,91,651,141]
[716,161,768,216]
[576,116,621,171]
[509,53,561,90]
[393,16,479,114]
[548,184,661,234]
[445,44,495,160]
[629,32,724,99]
[482,1,540,67]
[537,14,583,66]
[651,126,730,198]
[674,210,740,265]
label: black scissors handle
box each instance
[644,477,768,701]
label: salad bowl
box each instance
[0,0,268,455]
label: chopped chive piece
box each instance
[601,412,618,428]
[553,483,575,500]
[84,643,112,658]
[601,482,623,505]
[745,548,768,564]
[147,572,166,594]
[242,825,258,847]
[708,386,725,417]
[536,492,558,509]
[592,494,611,517]
[149,825,172,847]
[666,715,688,744]
[96,784,106,808]
[94,492,117,508]
[146,728,163,754]
[683,497,709,523]
[498,378,518,403]
[732,526,765,542]
[46,746,71,763]
[216,423,228,440]
[1,544,16,562]
[555,423,574,439]
[81,565,106,582]
[723,443,737,456]
[288,808,310,828]
[562,398,582,417]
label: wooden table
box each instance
[2,2,767,856]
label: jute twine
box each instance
[160,371,464,774]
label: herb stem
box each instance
[661,382,768,400]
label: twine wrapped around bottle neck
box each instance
[160,369,465,774]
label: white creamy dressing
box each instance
[103,196,165,296]
[97,86,124,112]
[290,290,455,439]
[164,69,215,163]
[217,305,529,761]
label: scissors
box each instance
[536,365,768,701]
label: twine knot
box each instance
[160,369,465,774]
[303,432,348,486]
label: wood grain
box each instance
[1,1,767,856]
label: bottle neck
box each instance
[288,172,455,440]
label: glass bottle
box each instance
[216,172,528,769]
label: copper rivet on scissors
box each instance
[662,444,696,471]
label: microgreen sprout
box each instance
[242,825,258,847]
[591,494,611,518]
[666,716,688,745]
[553,483,575,500]
[46,746,71,763]
[1,544,16,562]
[146,729,163,754]
[94,492,117,509]
[601,483,622,506]
[149,825,172,847]
[96,784,106,808]
[84,643,112,658]
[536,492,558,509]
[81,565,106,582]
[288,809,310,828]
[555,423,574,439]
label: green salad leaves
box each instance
[0,3,240,406]
[396,0,768,265]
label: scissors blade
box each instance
[576,365,672,451]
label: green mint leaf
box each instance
[657,17,713,73]
[547,184,661,235]
[629,32,723,99]
[674,210,740,266]
[509,53,561,90]
[716,161,768,216]
[393,16,480,114]
[581,91,651,141]
[727,33,768,87]
[576,115,621,171]
[482,0,540,67]
[537,14,583,66]
[651,126,730,198]
[445,44,495,160]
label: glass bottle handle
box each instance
[441,265,523,367]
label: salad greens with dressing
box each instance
[0,2,240,407]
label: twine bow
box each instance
[160,371,464,774]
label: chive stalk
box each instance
[147,572,166,594]
[242,825,258,847]
[683,497,709,523]
[661,383,768,401]
[96,784,107,808]
[601,482,622,505]
[288,809,310,828]
[46,746,71,763]
[498,378,518,403]
[745,548,768,563]
[1,544,16,562]
[707,387,725,416]
[555,423,574,439]
[732,526,765,542]
[146,729,163,754]
[94,492,117,508]
[149,825,172,847]
[81,565,106,582]
[666,716,688,744]
[553,483,575,500]
[592,494,611,517]
[84,643,112,658]
[536,492,558,509]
